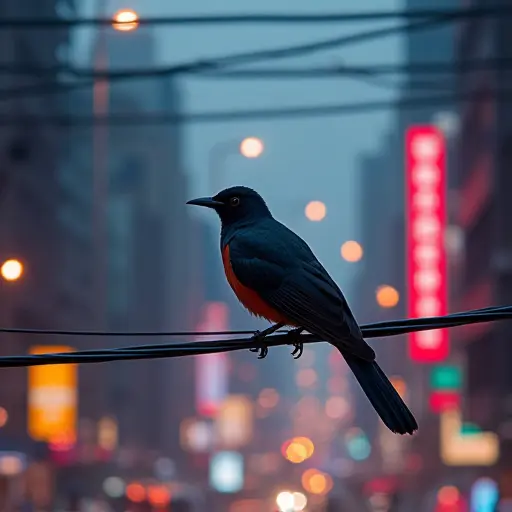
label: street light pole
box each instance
[92,13,109,334]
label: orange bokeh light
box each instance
[282,436,315,464]
[305,201,326,221]
[301,468,333,495]
[376,285,400,308]
[340,240,363,262]
[126,483,146,503]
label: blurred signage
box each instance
[440,409,499,466]
[28,346,77,442]
[430,365,463,390]
[429,390,461,413]
[216,395,253,449]
[195,302,229,417]
[209,451,244,493]
[405,125,449,363]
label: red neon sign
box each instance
[405,126,449,363]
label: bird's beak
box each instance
[186,196,224,209]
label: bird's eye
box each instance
[230,196,240,207]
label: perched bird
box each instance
[187,186,418,435]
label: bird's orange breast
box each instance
[222,244,291,325]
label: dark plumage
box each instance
[187,186,418,435]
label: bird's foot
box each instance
[287,328,304,359]
[249,330,269,359]
[248,323,284,360]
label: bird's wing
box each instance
[228,234,375,361]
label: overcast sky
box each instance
[73,0,405,290]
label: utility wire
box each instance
[2,89,510,125]
[0,14,457,103]
[0,304,510,368]
[0,6,509,28]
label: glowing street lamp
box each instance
[1,259,23,282]
[239,137,264,159]
[112,9,140,31]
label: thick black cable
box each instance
[0,304,510,368]
[0,7,509,28]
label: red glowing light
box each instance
[428,390,461,413]
[405,126,449,363]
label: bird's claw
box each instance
[249,330,269,359]
[287,328,305,359]
[291,343,304,359]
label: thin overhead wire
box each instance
[0,15,459,102]
[0,6,509,28]
[0,304,510,368]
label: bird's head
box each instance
[186,186,272,226]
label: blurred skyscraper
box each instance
[0,0,74,449]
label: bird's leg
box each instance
[287,327,305,359]
[249,322,285,359]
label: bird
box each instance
[187,186,418,435]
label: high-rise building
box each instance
[0,0,74,446]
[454,5,512,474]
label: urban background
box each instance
[0,0,508,510]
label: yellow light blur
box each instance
[28,346,77,442]
[0,407,8,428]
[1,259,23,281]
[239,137,264,158]
[98,416,118,451]
[437,485,460,506]
[376,285,400,308]
[283,436,315,464]
[325,396,350,420]
[258,388,280,409]
[440,409,499,466]
[276,491,294,511]
[305,201,326,221]
[301,468,333,495]
[296,368,317,388]
[112,9,139,31]
[340,241,363,262]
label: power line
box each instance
[0,16,464,102]
[1,90,508,125]
[0,6,509,28]
[0,304,510,367]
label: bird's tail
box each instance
[343,354,418,435]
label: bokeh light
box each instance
[240,137,264,158]
[0,408,8,428]
[112,9,139,31]
[376,285,400,308]
[126,483,145,503]
[305,201,326,221]
[1,259,23,281]
[282,437,315,464]
[276,491,294,511]
[340,240,363,262]
[437,485,460,506]
[301,469,333,495]
[296,368,317,388]
[258,388,280,409]
[325,396,350,420]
